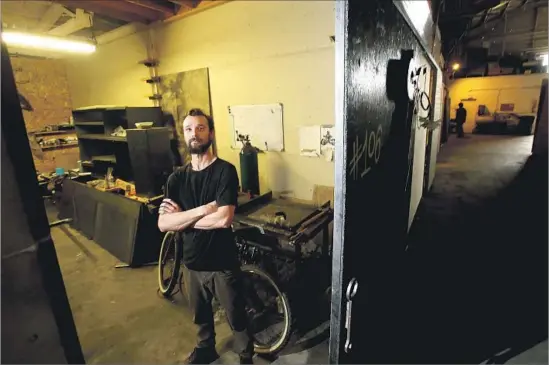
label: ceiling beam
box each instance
[167,0,198,10]
[35,3,67,32]
[96,1,168,20]
[167,0,220,20]
[48,9,92,36]
[123,0,176,15]
[440,1,511,21]
[53,0,155,23]
[96,22,148,45]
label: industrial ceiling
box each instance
[1,1,225,41]
[436,0,548,63]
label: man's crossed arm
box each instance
[157,199,235,232]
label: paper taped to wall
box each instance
[299,126,321,157]
[320,125,335,162]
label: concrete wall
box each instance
[11,55,79,172]
[65,1,336,201]
[448,73,547,133]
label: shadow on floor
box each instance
[398,136,548,364]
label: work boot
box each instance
[239,355,253,364]
[183,347,219,364]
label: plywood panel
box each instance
[158,67,212,164]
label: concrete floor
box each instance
[48,133,547,364]
[47,208,329,364]
[402,134,548,364]
[275,134,548,364]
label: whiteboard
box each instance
[229,103,284,152]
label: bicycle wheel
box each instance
[240,264,293,354]
[158,232,181,297]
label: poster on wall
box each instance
[299,125,321,157]
[158,67,212,164]
[320,125,335,162]
[298,125,335,161]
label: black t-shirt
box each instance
[456,108,467,124]
[164,158,240,271]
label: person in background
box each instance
[456,102,467,138]
[158,108,253,365]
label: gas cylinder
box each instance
[238,135,260,196]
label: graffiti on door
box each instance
[349,124,383,180]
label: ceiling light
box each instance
[452,63,460,71]
[1,31,96,54]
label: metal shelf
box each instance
[30,130,76,136]
[78,134,127,142]
[41,143,79,151]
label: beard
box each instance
[187,138,212,155]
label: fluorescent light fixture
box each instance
[1,31,96,54]
[402,1,431,39]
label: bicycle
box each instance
[157,224,293,355]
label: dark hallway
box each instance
[402,135,548,364]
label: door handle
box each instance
[344,277,359,353]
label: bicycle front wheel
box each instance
[241,264,293,354]
[157,232,181,298]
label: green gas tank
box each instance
[238,136,260,196]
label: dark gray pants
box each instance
[457,122,465,137]
[185,268,253,356]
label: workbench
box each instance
[233,191,334,330]
[58,179,162,267]
[234,191,333,260]
[58,182,332,269]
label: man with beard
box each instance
[158,108,253,364]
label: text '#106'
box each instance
[349,125,383,180]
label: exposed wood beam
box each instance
[168,0,198,9]
[48,9,92,36]
[96,23,148,45]
[96,1,167,20]
[166,0,221,21]
[123,0,176,15]
[53,0,157,23]
[35,3,67,32]
[55,0,150,24]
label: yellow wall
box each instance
[65,1,335,201]
[153,0,335,200]
[64,30,153,108]
[448,73,546,133]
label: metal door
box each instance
[1,41,85,363]
[330,1,440,363]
